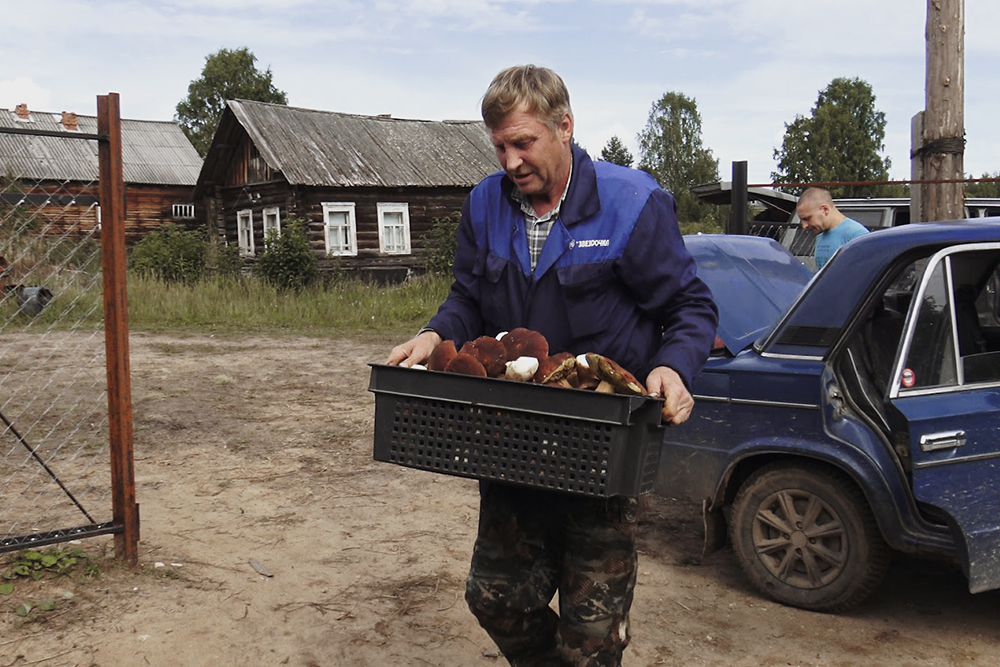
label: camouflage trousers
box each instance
[465,483,640,667]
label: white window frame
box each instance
[263,206,281,245]
[172,203,196,219]
[237,209,255,256]
[377,202,411,255]
[322,202,357,256]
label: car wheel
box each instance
[728,462,889,612]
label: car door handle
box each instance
[920,430,967,452]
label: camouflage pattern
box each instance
[465,483,640,666]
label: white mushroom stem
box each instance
[504,356,539,382]
[575,354,590,369]
[496,331,509,341]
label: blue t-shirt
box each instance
[815,218,868,269]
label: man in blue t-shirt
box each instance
[797,187,869,270]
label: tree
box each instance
[772,77,891,198]
[637,92,721,230]
[967,172,1000,198]
[599,136,634,167]
[175,47,288,157]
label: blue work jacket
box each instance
[427,145,718,386]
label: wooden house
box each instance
[0,104,203,243]
[195,99,498,281]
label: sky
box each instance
[2,0,997,186]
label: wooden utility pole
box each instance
[911,0,965,222]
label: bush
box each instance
[210,241,243,280]
[253,219,318,290]
[424,214,459,276]
[129,225,207,284]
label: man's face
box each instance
[798,200,830,234]
[490,106,573,203]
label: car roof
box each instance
[765,218,1000,357]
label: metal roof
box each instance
[0,108,202,186]
[198,99,499,191]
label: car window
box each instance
[901,261,958,391]
[891,208,911,226]
[847,209,887,229]
[898,247,1000,394]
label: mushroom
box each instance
[501,327,549,362]
[573,353,601,390]
[444,353,488,377]
[533,352,577,385]
[460,336,508,377]
[427,340,458,372]
[585,353,647,395]
[504,356,539,382]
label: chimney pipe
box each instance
[61,111,79,131]
[14,103,29,120]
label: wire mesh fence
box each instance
[0,95,136,559]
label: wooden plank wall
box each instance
[3,181,197,244]
[216,181,469,274]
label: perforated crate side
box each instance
[370,365,664,498]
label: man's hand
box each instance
[645,366,694,425]
[386,330,442,368]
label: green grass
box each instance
[124,273,452,336]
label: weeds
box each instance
[0,226,454,336]
[1,547,97,621]
[127,272,451,335]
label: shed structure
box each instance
[195,99,498,280]
[0,104,203,243]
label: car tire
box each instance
[728,462,889,612]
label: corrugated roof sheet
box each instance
[0,108,202,186]
[220,100,499,188]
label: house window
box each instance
[322,202,357,256]
[237,209,255,256]
[377,202,410,254]
[263,207,281,239]
[172,204,196,219]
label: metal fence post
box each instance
[730,161,748,235]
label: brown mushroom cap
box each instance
[427,339,458,372]
[533,351,577,384]
[460,336,508,377]
[444,352,488,377]
[585,353,647,395]
[501,328,549,362]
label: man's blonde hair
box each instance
[481,65,572,133]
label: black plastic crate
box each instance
[369,364,664,497]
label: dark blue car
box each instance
[659,220,1000,611]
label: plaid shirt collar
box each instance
[510,162,572,272]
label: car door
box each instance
[889,243,1000,593]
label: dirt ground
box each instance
[2,332,1000,666]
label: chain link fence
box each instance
[0,96,136,560]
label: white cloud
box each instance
[0,78,51,112]
[1,0,993,181]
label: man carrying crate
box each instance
[387,65,718,666]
